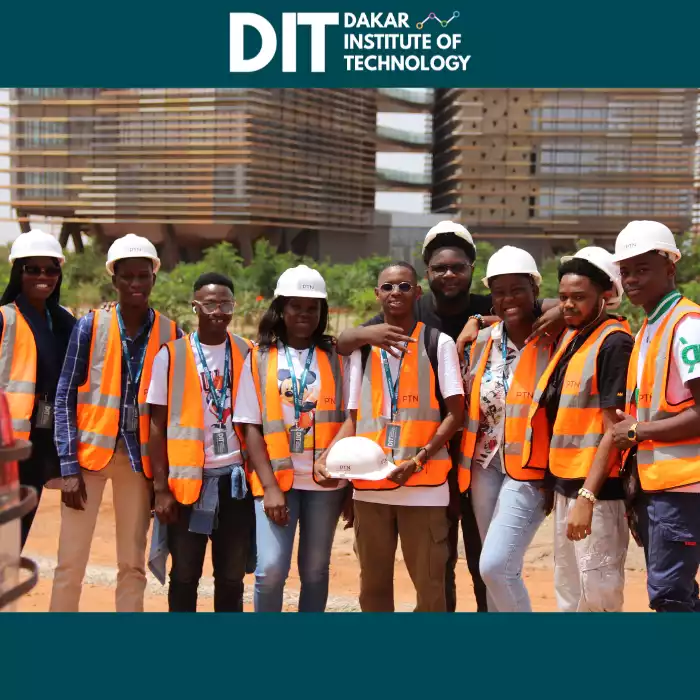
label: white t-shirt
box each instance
[346,332,464,507]
[637,305,700,493]
[146,336,242,469]
[233,343,350,491]
[470,323,521,473]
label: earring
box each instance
[490,307,495,315]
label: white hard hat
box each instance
[483,246,542,287]
[324,436,397,481]
[612,220,681,264]
[9,229,65,265]
[274,265,327,299]
[560,247,623,310]
[422,220,475,257]
[106,233,161,275]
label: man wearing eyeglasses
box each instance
[145,272,254,612]
[50,234,179,612]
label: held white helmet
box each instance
[274,265,327,299]
[106,234,161,275]
[560,247,623,310]
[421,220,476,258]
[612,220,681,264]
[483,246,542,288]
[324,436,397,481]
[9,229,65,265]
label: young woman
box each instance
[234,265,352,612]
[0,230,75,547]
[459,246,553,612]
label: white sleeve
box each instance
[672,316,700,386]
[232,354,263,424]
[437,334,465,399]
[344,350,363,410]
[145,347,170,406]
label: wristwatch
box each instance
[412,448,427,472]
[627,422,639,443]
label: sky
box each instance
[0,88,431,244]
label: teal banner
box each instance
[0,0,697,86]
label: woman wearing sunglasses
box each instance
[234,265,352,612]
[0,229,76,547]
[459,246,553,612]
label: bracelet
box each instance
[578,487,597,504]
[469,314,485,330]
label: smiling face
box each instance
[283,297,322,341]
[20,256,61,303]
[376,265,422,319]
[488,273,537,326]
[617,251,676,312]
[426,247,474,302]
[112,257,155,309]
[559,273,609,328]
[193,283,234,335]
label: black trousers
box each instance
[167,478,254,612]
[445,490,488,612]
[19,451,46,550]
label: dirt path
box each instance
[19,487,656,612]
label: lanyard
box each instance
[501,328,510,396]
[193,332,230,422]
[116,304,151,389]
[284,344,315,424]
[45,309,53,333]
[380,348,404,418]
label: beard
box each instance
[430,284,470,305]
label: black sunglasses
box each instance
[429,263,473,276]
[379,282,414,293]
[23,264,61,278]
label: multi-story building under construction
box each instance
[432,89,698,256]
[3,88,378,265]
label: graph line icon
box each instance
[416,11,459,30]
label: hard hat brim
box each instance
[274,289,327,299]
[483,272,542,288]
[106,257,161,276]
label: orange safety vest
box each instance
[625,297,700,492]
[250,344,345,497]
[354,322,451,490]
[76,308,177,473]
[459,325,553,491]
[0,304,37,441]
[522,317,630,480]
[165,332,251,505]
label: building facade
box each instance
[4,88,378,265]
[432,89,698,257]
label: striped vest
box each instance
[354,322,451,490]
[460,324,553,490]
[625,297,700,492]
[165,332,251,505]
[0,304,37,440]
[76,308,177,473]
[250,344,345,497]
[522,317,630,480]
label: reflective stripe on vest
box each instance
[460,324,552,490]
[625,297,700,492]
[76,308,177,472]
[0,304,37,440]
[354,322,451,491]
[166,332,251,505]
[523,318,630,480]
[250,345,345,497]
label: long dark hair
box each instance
[0,258,63,308]
[257,296,335,352]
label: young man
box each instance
[335,261,465,612]
[146,273,254,613]
[50,234,179,612]
[336,221,488,612]
[522,247,633,612]
[611,220,700,613]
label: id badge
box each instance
[124,405,139,433]
[35,400,54,429]
[212,423,229,456]
[289,427,305,454]
[385,423,401,449]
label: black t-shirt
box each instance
[363,291,493,342]
[542,321,634,500]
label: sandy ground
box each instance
[17,485,658,612]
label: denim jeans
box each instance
[254,487,346,612]
[471,456,546,612]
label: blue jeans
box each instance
[471,456,546,612]
[254,487,346,612]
